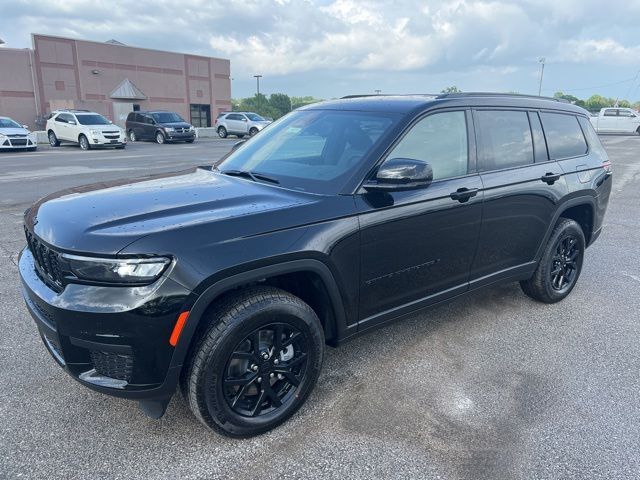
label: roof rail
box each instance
[435,92,569,103]
[52,108,92,113]
[340,92,569,103]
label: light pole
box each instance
[537,58,545,96]
[253,75,263,97]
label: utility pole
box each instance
[538,58,545,96]
[253,75,263,96]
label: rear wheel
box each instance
[181,286,324,437]
[78,135,90,150]
[217,126,227,138]
[520,218,585,303]
[48,131,59,147]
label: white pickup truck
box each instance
[590,107,640,134]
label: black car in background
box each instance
[20,93,612,437]
[125,110,195,144]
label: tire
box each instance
[237,134,245,139]
[520,218,585,303]
[28,146,38,152]
[249,127,259,137]
[48,131,59,147]
[636,126,640,136]
[185,138,195,143]
[181,286,324,437]
[217,126,227,138]
[115,145,126,149]
[78,134,90,151]
[156,131,166,144]
[129,130,136,142]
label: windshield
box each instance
[218,109,400,194]
[76,114,111,125]
[0,118,23,129]
[246,113,265,121]
[151,112,185,123]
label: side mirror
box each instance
[109,120,113,124]
[22,125,29,129]
[231,140,246,151]
[363,158,433,192]
[68,120,76,125]
[242,118,248,122]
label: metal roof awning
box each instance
[109,78,146,100]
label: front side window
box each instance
[385,111,468,180]
[246,113,265,121]
[218,109,399,194]
[540,113,588,159]
[76,114,110,126]
[476,110,533,171]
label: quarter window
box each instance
[475,110,533,171]
[386,111,468,180]
[539,113,588,159]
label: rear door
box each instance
[599,109,618,132]
[54,113,73,140]
[469,109,569,286]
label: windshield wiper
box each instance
[219,169,280,185]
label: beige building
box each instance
[0,34,232,130]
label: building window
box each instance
[55,81,65,91]
[133,104,140,112]
[190,104,211,127]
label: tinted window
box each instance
[578,117,608,160]
[603,109,617,117]
[126,112,136,121]
[218,110,399,194]
[528,111,549,163]
[618,109,635,117]
[151,112,185,123]
[246,113,265,121]
[476,110,533,171]
[540,113,588,159]
[226,114,243,121]
[76,114,110,125]
[55,114,69,123]
[386,111,468,180]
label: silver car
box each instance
[215,112,271,138]
[0,116,37,151]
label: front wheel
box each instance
[520,218,585,303]
[78,135,90,150]
[181,286,324,437]
[249,127,259,137]
[156,131,166,144]
[128,130,136,142]
[48,131,59,147]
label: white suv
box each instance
[46,110,126,150]
[215,112,272,138]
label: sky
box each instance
[1,0,640,101]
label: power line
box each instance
[549,76,638,94]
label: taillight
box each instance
[602,160,612,172]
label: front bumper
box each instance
[164,131,195,141]
[90,132,127,147]
[19,247,193,400]
[0,136,37,149]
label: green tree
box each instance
[268,93,292,117]
[440,86,461,93]
[553,91,580,103]
[291,96,322,110]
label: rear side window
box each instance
[603,109,617,117]
[539,113,587,159]
[126,112,135,121]
[475,110,533,171]
[387,111,468,180]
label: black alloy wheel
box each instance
[181,286,324,437]
[520,218,585,303]
[550,235,580,293]
[223,323,308,417]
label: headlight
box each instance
[0,133,7,140]
[164,127,175,132]
[61,254,171,285]
[189,125,195,131]
[90,129,101,136]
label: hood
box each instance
[25,168,316,255]
[0,127,30,135]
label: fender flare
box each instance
[168,259,348,370]
[534,195,597,261]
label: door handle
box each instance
[450,187,479,203]
[541,172,561,185]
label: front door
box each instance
[357,110,483,327]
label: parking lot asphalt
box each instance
[1,136,639,479]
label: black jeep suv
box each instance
[20,93,612,437]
